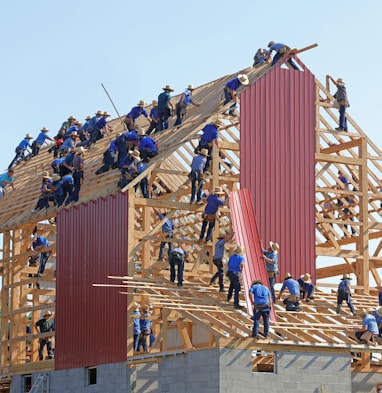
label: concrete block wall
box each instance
[352,372,382,393]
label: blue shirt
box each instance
[363,314,379,334]
[150,107,159,120]
[66,125,79,135]
[371,311,382,326]
[108,139,118,152]
[87,115,99,129]
[136,162,147,175]
[158,91,172,111]
[119,155,133,170]
[140,312,151,331]
[62,174,74,184]
[249,284,271,305]
[297,278,312,291]
[379,291,382,306]
[214,239,226,259]
[133,310,141,335]
[201,124,219,143]
[339,174,349,184]
[35,132,50,145]
[95,117,107,129]
[266,42,286,55]
[0,173,13,188]
[64,152,75,166]
[181,90,193,106]
[127,106,149,120]
[227,254,244,272]
[81,121,91,132]
[280,278,300,295]
[263,250,278,272]
[156,212,175,233]
[60,137,75,151]
[226,77,241,91]
[33,236,50,248]
[139,137,157,152]
[52,180,63,196]
[204,194,224,214]
[52,158,65,167]
[18,138,32,150]
[191,155,206,172]
[123,131,139,142]
[338,279,351,291]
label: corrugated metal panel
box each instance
[230,189,276,321]
[240,55,316,284]
[55,192,129,370]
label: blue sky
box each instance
[1,1,380,173]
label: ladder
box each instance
[29,373,49,393]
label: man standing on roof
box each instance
[226,246,245,309]
[327,75,350,132]
[8,133,34,169]
[277,273,301,311]
[222,74,249,116]
[252,48,267,67]
[249,279,272,339]
[336,273,356,316]
[154,208,175,261]
[158,85,175,131]
[67,147,85,203]
[0,168,15,199]
[174,84,200,126]
[31,128,55,157]
[262,241,279,303]
[266,41,299,70]
[146,100,160,135]
[189,148,208,204]
[125,100,151,131]
[298,273,315,303]
[210,230,234,292]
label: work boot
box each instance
[336,305,341,314]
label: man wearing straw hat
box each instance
[35,310,55,360]
[263,241,279,303]
[125,100,151,131]
[31,127,55,157]
[8,133,34,169]
[249,279,272,338]
[189,148,209,204]
[157,85,175,131]
[355,309,379,345]
[146,100,160,135]
[199,186,226,243]
[277,273,301,311]
[336,273,356,316]
[298,273,315,303]
[327,75,350,131]
[222,73,249,116]
[226,245,245,309]
[68,147,85,203]
[174,84,200,126]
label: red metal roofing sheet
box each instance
[230,189,276,321]
[240,55,316,286]
[55,192,129,370]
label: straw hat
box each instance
[257,48,265,55]
[300,273,311,283]
[341,274,352,280]
[43,310,52,317]
[130,150,141,161]
[137,129,146,136]
[270,241,279,253]
[25,133,33,139]
[212,119,225,129]
[336,78,345,84]
[75,146,85,154]
[213,186,224,195]
[70,131,78,137]
[238,74,249,85]
[152,100,158,106]
[141,304,149,312]
[217,231,226,239]
[162,85,174,92]
[359,308,368,317]
[186,84,195,91]
[251,279,263,286]
[68,115,76,120]
[137,100,146,107]
[85,115,92,121]
[103,111,111,117]
[377,307,382,317]
[199,148,209,157]
[51,174,61,182]
[41,127,49,133]
[95,110,103,115]
[284,272,293,280]
[41,171,50,178]
[233,245,245,255]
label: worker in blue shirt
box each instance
[133,303,141,352]
[371,307,382,337]
[146,100,160,135]
[154,209,175,261]
[138,305,151,352]
[199,186,226,242]
[125,100,151,131]
[32,235,51,277]
[51,157,65,174]
[263,241,279,303]
[60,174,74,206]
[266,41,298,70]
[298,273,315,303]
[95,136,119,175]
[138,130,158,162]
[0,169,15,199]
[227,246,245,309]
[115,130,139,167]
[190,149,208,204]
[169,245,187,287]
[253,48,267,67]
[336,274,356,316]
[355,310,379,344]
[59,132,78,153]
[31,128,55,157]
[174,85,200,126]
[50,174,63,206]
[8,133,34,169]
[277,273,300,304]
[223,74,249,116]
[249,279,272,338]
[157,85,174,131]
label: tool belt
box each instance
[267,271,277,278]
[202,213,216,222]
[279,45,290,54]
[254,303,269,310]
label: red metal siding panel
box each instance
[230,189,276,321]
[240,55,316,284]
[55,192,128,370]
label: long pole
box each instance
[101,83,126,130]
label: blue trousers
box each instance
[227,271,241,307]
[339,105,348,131]
[252,305,270,338]
[190,170,204,202]
[199,217,216,242]
[170,260,184,286]
[39,339,54,360]
[267,273,277,303]
[211,258,224,291]
[158,108,171,131]
[159,232,173,259]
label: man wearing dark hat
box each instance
[263,241,279,303]
[336,274,356,316]
[266,41,298,70]
[327,75,349,131]
[35,310,55,360]
[298,273,315,303]
[252,48,267,67]
[8,133,34,169]
[277,273,301,311]
[189,148,208,204]
[210,230,234,292]
[227,246,245,309]
[157,85,175,131]
[249,279,272,338]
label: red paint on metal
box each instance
[240,55,316,285]
[55,192,129,370]
[230,189,276,321]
